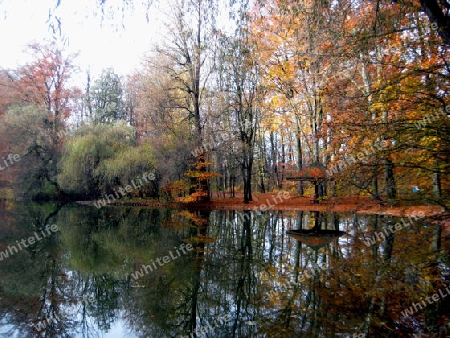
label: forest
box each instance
[0,0,449,210]
[1,1,450,336]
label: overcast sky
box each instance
[0,0,164,81]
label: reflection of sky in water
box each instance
[65,316,131,338]
[93,316,131,338]
[0,203,446,337]
[0,319,18,338]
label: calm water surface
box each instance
[0,201,448,337]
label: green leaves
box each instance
[57,121,143,197]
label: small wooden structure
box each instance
[287,211,345,251]
[287,229,344,250]
[286,162,328,204]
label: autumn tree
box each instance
[217,28,261,203]
[153,0,219,201]
[0,43,78,198]
[133,55,196,194]
[323,1,449,205]
[0,70,21,116]
[252,0,341,197]
[394,0,450,45]
[13,42,78,141]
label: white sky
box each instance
[0,0,164,82]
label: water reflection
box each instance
[287,210,345,251]
[0,201,448,337]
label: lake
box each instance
[0,201,448,337]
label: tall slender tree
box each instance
[154,0,219,201]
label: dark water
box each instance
[0,201,448,337]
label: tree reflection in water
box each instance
[0,201,448,337]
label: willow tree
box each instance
[58,121,136,198]
[0,105,61,198]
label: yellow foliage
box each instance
[175,210,208,225]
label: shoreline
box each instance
[76,194,447,219]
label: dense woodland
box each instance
[0,0,449,208]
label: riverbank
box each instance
[81,193,446,219]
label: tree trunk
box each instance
[420,0,450,46]
[432,165,442,199]
[280,137,285,189]
[372,173,379,201]
[259,173,266,193]
[296,130,304,196]
[242,154,253,204]
[384,158,397,201]
[270,131,278,189]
